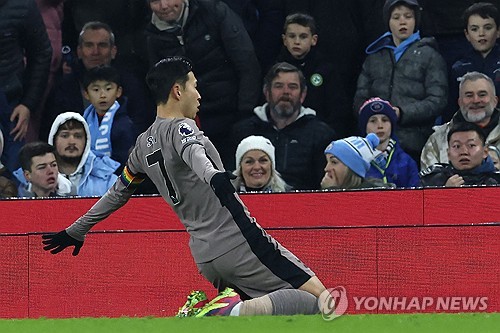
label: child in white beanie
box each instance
[321,133,395,189]
[233,135,290,192]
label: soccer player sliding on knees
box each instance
[42,56,331,317]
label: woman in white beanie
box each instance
[321,133,395,190]
[232,135,290,192]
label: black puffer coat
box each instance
[419,163,500,187]
[145,0,261,138]
[0,0,52,111]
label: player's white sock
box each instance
[229,302,242,316]
[238,289,319,315]
[268,289,319,315]
[239,295,273,315]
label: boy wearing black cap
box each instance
[353,0,448,165]
[358,97,419,187]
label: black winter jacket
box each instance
[0,0,52,111]
[144,0,261,137]
[419,163,500,187]
[276,47,353,138]
[232,104,336,190]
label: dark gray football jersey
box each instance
[67,117,251,263]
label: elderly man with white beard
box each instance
[421,71,500,170]
[231,62,336,190]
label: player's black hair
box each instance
[19,142,56,172]
[82,65,121,90]
[146,56,193,105]
[463,2,499,30]
[447,121,487,145]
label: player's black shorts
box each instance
[197,238,315,300]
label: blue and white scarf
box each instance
[365,31,421,62]
[83,101,119,157]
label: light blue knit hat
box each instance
[324,133,380,178]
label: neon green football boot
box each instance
[176,290,208,317]
[194,287,242,317]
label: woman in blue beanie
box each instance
[321,133,395,190]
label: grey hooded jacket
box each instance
[354,35,448,158]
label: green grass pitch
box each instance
[0,313,498,333]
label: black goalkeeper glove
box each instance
[210,171,237,207]
[42,230,83,256]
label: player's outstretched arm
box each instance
[42,230,83,256]
[40,170,139,256]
